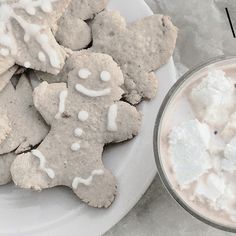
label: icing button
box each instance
[78,111,89,121]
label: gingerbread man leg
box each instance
[71,144,117,208]
[73,167,116,208]
[11,139,56,191]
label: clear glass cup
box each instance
[153,56,236,233]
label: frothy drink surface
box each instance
[159,61,236,227]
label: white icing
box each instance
[78,68,91,79]
[31,149,55,179]
[100,71,111,82]
[107,104,118,131]
[74,128,83,137]
[78,111,89,121]
[169,119,211,187]
[72,169,104,189]
[75,84,111,97]
[71,143,80,152]
[55,90,68,119]
[0,48,9,56]
[24,61,31,68]
[38,51,46,62]
[0,2,60,68]
[13,0,58,15]
[190,70,235,126]
[37,34,60,68]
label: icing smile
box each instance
[75,84,111,97]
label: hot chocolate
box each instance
[158,59,236,228]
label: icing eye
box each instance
[78,68,91,79]
[100,71,111,82]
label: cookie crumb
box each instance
[62,112,71,118]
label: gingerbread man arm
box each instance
[104,101,141,143]
[33,81,67,125]
[123,68,158,104]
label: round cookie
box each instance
[54,0,108,50]
[11,52,141,208]
[55,16,91,51]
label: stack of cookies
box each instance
[0,0,177,208]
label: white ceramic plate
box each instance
[0,1,176,236]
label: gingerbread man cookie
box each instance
[11,52,141,208]
[91,11,178,104]
[0,0,71,76]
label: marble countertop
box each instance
[106,0,236,235]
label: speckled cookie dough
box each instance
[91,11,178,104]
[54,0,108,50]
[0,152,16,185]
[0,66,18,92]
[0,0,71,76]
[0,109,11,145]
[67,0,108,20]
[11,52,141,208]
[0,74,49,155]
[55,17,91,51]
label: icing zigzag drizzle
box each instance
[72,169,104,189]
[31,149,55,179]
